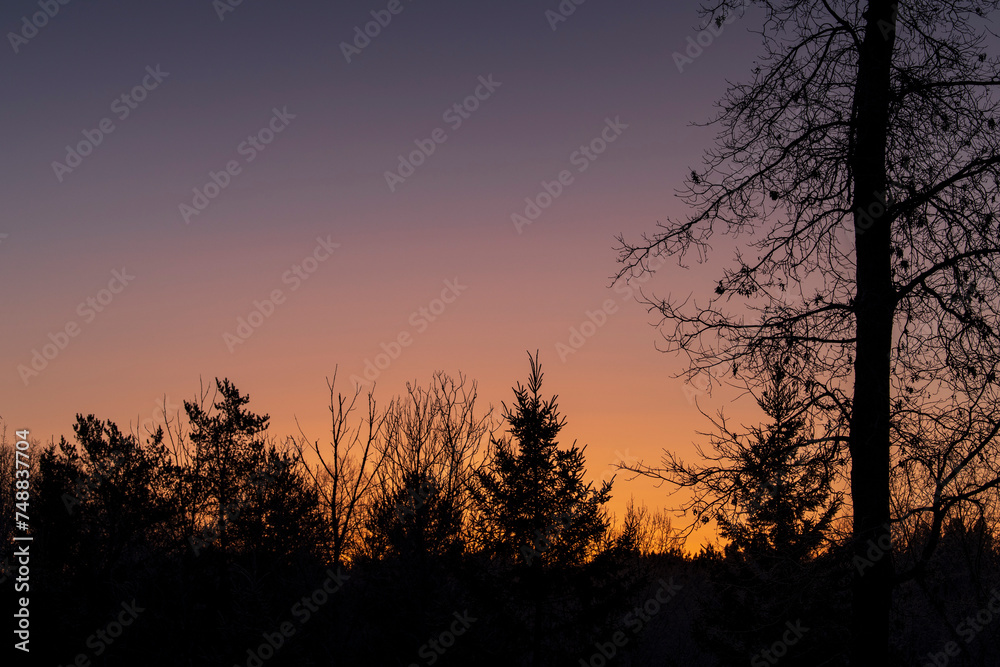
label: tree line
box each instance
[3,352,998,665]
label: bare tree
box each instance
[609,497,684,556]
[293,369,388,568]
[616,0,1000,661]
[890,372,1000,585]
[373,373,492,523]
[0,423,14,584]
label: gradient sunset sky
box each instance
[1,0,769,542]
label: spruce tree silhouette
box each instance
[625,361,844,664]
[473,351,611,666]
[715,366,841,561]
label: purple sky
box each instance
[1,0,768,537]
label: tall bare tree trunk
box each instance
[849,1,897,662]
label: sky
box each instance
[0,0,769,545]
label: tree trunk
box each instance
[849,1,897,663]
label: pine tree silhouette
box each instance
[473,351,611,665]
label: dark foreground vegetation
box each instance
[2,355,998,666]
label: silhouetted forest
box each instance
[3,353,998,666]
